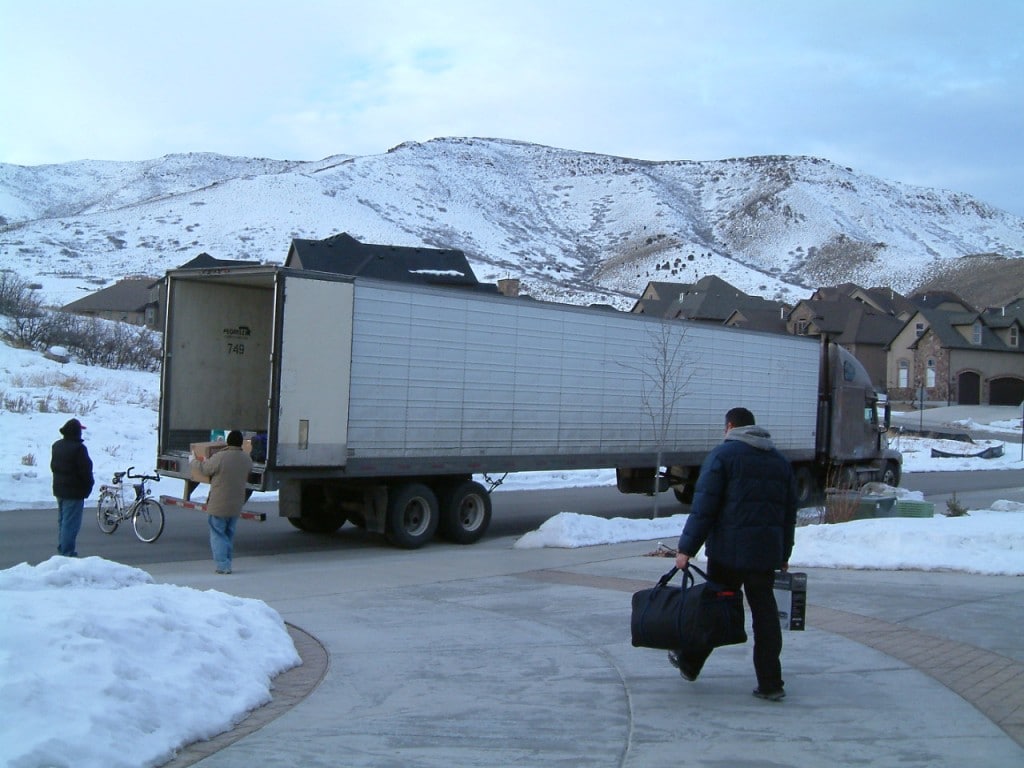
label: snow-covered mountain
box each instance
[2,137,1023,310]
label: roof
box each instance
[909,291,975,313]
[285,232,483,288]
[672,275,770,322]
[723,306,789,334]
[790,296,903,345]
[176,252,260,270]
[910,308,1019,353]
[61,278,156,313]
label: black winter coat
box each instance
[51,437,94,500]
[677,426,797,572]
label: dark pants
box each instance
[677,561,784,690]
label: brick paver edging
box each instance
[161,622,329,768]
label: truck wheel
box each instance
[794,467,819,507]
[880,461,901,488]
[673,485,695,505]
[838,466,860,491]
[385,483,439,549]
[437,480,492,544]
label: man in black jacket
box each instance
[672,407,797,701]
[51,418,94,557]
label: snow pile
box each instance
[514,505,1024,577]
[0,556,300,768]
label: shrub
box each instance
[817,466,861,524]
[0,272,43,318]
[945,494,969,517]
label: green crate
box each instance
[894,500,934,518]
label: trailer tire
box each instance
[437,480,492,544]
[794,466,819,507]
[385,482,439,549]
[880,461,901,488]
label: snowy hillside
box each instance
[2,138,1023,310]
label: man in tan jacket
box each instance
[191,430,252,574]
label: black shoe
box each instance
[752,687,785,702]
[667,651,698,682]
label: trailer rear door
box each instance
[275,276,354,466]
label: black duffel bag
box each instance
[631,563,747,652]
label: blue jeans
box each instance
[57,498,85,557]
[208,515,238,571]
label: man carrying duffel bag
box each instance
[673,407,797,702]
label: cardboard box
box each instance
[189,440,253,483]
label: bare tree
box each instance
[633,318,696,518]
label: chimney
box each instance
[497,278,521,297]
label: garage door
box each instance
[958,371,981,405]
[989,377,1024,406]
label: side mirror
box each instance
[879,401,891,432]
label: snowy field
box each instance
[2,341,1024,767]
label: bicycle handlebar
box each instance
[126,467,160,482]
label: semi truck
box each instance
[156,265,901,548]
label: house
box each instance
[630,282,686,316]
[811,283,915,322]
[886,307,1024,405]
[632,276,785,324]
[61,278,157,326]
[785,294,904,390]
[146,253,261,330]
[723,306,789,335]
[285,232,490,290]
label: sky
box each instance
[2,337,1024,766]
[1,1,1022,217]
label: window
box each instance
[898,360,909,388]
[1011,326,1019,348]
[926,359,936,388]
[915,322,925,338]
[972,321,982,345]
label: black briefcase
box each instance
[631,564,747,651]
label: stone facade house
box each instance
[886,308,1024,405]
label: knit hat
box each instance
[60,418,85,438]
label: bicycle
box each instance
[96,467,165,543]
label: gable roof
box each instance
[285,232,483,288]
[909,308,1018,352]
[723,306,789,334]
[61,278,156,313]
[672,275,772,322]
[790,296,903,345]
[176,252,260,270]
[909,291,975,313]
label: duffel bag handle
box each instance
[657,566,695,589]
[684,562,711,582]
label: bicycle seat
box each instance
[113,472,126,481]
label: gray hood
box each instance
[724,424,776,451]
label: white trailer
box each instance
[157,266,900,547]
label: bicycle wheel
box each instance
[97,492,119,534]
[132,499,165,543]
